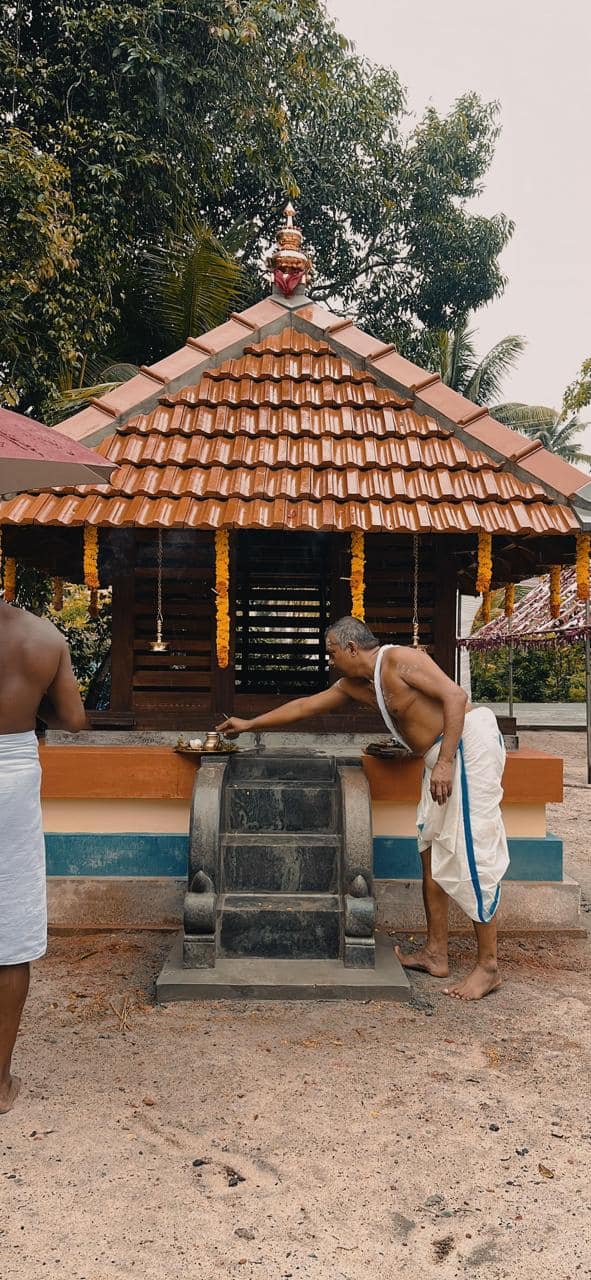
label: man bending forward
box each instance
[219,616,509,1001]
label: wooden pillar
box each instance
[109,530,136,712]
[433,537,457,677]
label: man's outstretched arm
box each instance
[216,682,351,735]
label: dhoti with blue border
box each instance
[417,707,510,923]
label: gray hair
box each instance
[326,616,378,650]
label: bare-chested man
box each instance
[219,615,509,1001]
[0,600,86,1113]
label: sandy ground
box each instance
[2,733,591,1280]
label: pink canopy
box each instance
[0,406,114,495]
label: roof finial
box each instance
[267,202,312,298]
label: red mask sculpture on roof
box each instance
[267,203,313,298]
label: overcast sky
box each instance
[326,0,590,430]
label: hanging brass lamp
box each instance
[150,528,169,653]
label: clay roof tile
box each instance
[0,318,581,537]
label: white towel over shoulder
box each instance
[417,707,509,923]
[0,731,47,965]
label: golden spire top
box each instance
[267,202,312,296]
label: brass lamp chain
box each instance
[156,528,163,628]
[150,529,168,652]
[412,534,420,648]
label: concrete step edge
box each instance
[220,892,341,911]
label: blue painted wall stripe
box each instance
[45,831,563,882]
[45,833,188,878]
[373,834,563,882]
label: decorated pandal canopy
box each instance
[460,560,591,785]
[1,204,591,728]
[461,564,591,652]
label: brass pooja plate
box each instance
[364,740,412,759]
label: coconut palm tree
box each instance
[51,217,245,421]
[141,215,246,346]
[427,318,526,404]
[492,403,591,465]
[426,316,590,466]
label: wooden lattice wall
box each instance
[130,531,214,723]
[234,532,332,696]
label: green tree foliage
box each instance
[0,129,79,406]
[11,568,111,694]
[50,587,112,696]
[471,644,586,704]
[0,1,512,414]
[49,217,245,420]
[562,357,591,417]
[469,588,586,704]
[140,216,246,349]
[426,318,525,403]
[424,318,591,465]
[492,404,591,465]
[13,565,52,616]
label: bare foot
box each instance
[444,965,501,1001]
[395,945,449,978]
[0,1076,21,1114]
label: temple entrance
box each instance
[234,531,332,696]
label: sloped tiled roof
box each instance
[1,294,589,535]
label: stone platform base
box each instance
[46,876,585,936]
[156,932,410,1003]
[47,876,184,930]
[376,877,583,933]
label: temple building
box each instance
[0,207,588,947]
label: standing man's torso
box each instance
[0,603,62,733]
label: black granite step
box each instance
[224,781,338,834]
[221,834,340,893]
[219,893,341,959]
[228,753,336,783]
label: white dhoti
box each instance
[0,731,47,965]
[418,707,509,923]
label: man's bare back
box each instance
[337,645,472,757]
[0,602,87,734]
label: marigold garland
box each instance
[504,583,515,618]
[549,565,561,620]
[215,529,230,668]
[52,577,64,612]
[576,532,590,602]
[3,556,16,603]
[83,525,99,590]
[350,530,365,621]
[475,529,492,595]
[482,590,491,624]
